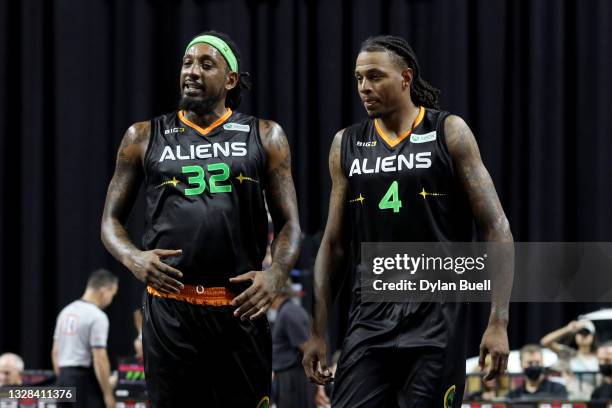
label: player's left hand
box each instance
[479,320,509,381]
[230,267,286,321]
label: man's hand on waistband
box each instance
[127,249,184,294]
[229,266,286,321]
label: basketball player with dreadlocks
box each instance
[302,35,514,407]
[101,31,300,407]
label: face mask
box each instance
[600,364,612,377]
[525,365,544,381]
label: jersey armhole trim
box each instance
[142,118,156,184]
[339,128,348,178]
[253,118,268,184]
[438,112,454,176]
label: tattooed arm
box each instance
[303,130,348,385]
[230,119,301,320]
[260,120,301,280]
[445,115,514,380]
[101,122,183,294]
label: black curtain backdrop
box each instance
[1,0,612,370]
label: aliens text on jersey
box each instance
[159,142,248,162]
[348,152,432,177]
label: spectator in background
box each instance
[547,359,593,400]
[51,269,118,408]
[591,341,612,400]
[508,344,568,400]
[541,320,599,372]
[271,282,314,408]
[0,353,24,386]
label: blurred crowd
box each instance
[465,319,612,403]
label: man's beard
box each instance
[178,93,223,116]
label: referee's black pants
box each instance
[56,366,104,408]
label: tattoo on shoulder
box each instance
[260,120,288,154]
[118,122,150,164]
[328,129,346,179]
[445,115,477,154]
[259,119,273,135]
[331,130,343,160]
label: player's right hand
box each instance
[127,249,184,294]
[302,335,333,385]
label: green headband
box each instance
[185,35,238,72]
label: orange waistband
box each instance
[147,285,236,306]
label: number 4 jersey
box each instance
[142,109,268,286]
[337,108,474,402]
[341,107,476,259]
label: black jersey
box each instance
[341,106,475,252]
[339,107,475,349]
[142,110,268,286]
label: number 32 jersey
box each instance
[341,107,475,261]
[142,110,268,286]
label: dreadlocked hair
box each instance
[360,35,440,110]
[195,30,251,110]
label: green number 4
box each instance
[378,180,402,213]
[181,163,232,196]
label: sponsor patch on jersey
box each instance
[223,123,250,132]
[410,131,437,144]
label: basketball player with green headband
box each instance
[101,30,301,407]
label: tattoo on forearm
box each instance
[268,161,299,273]
[260,120,301,278]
